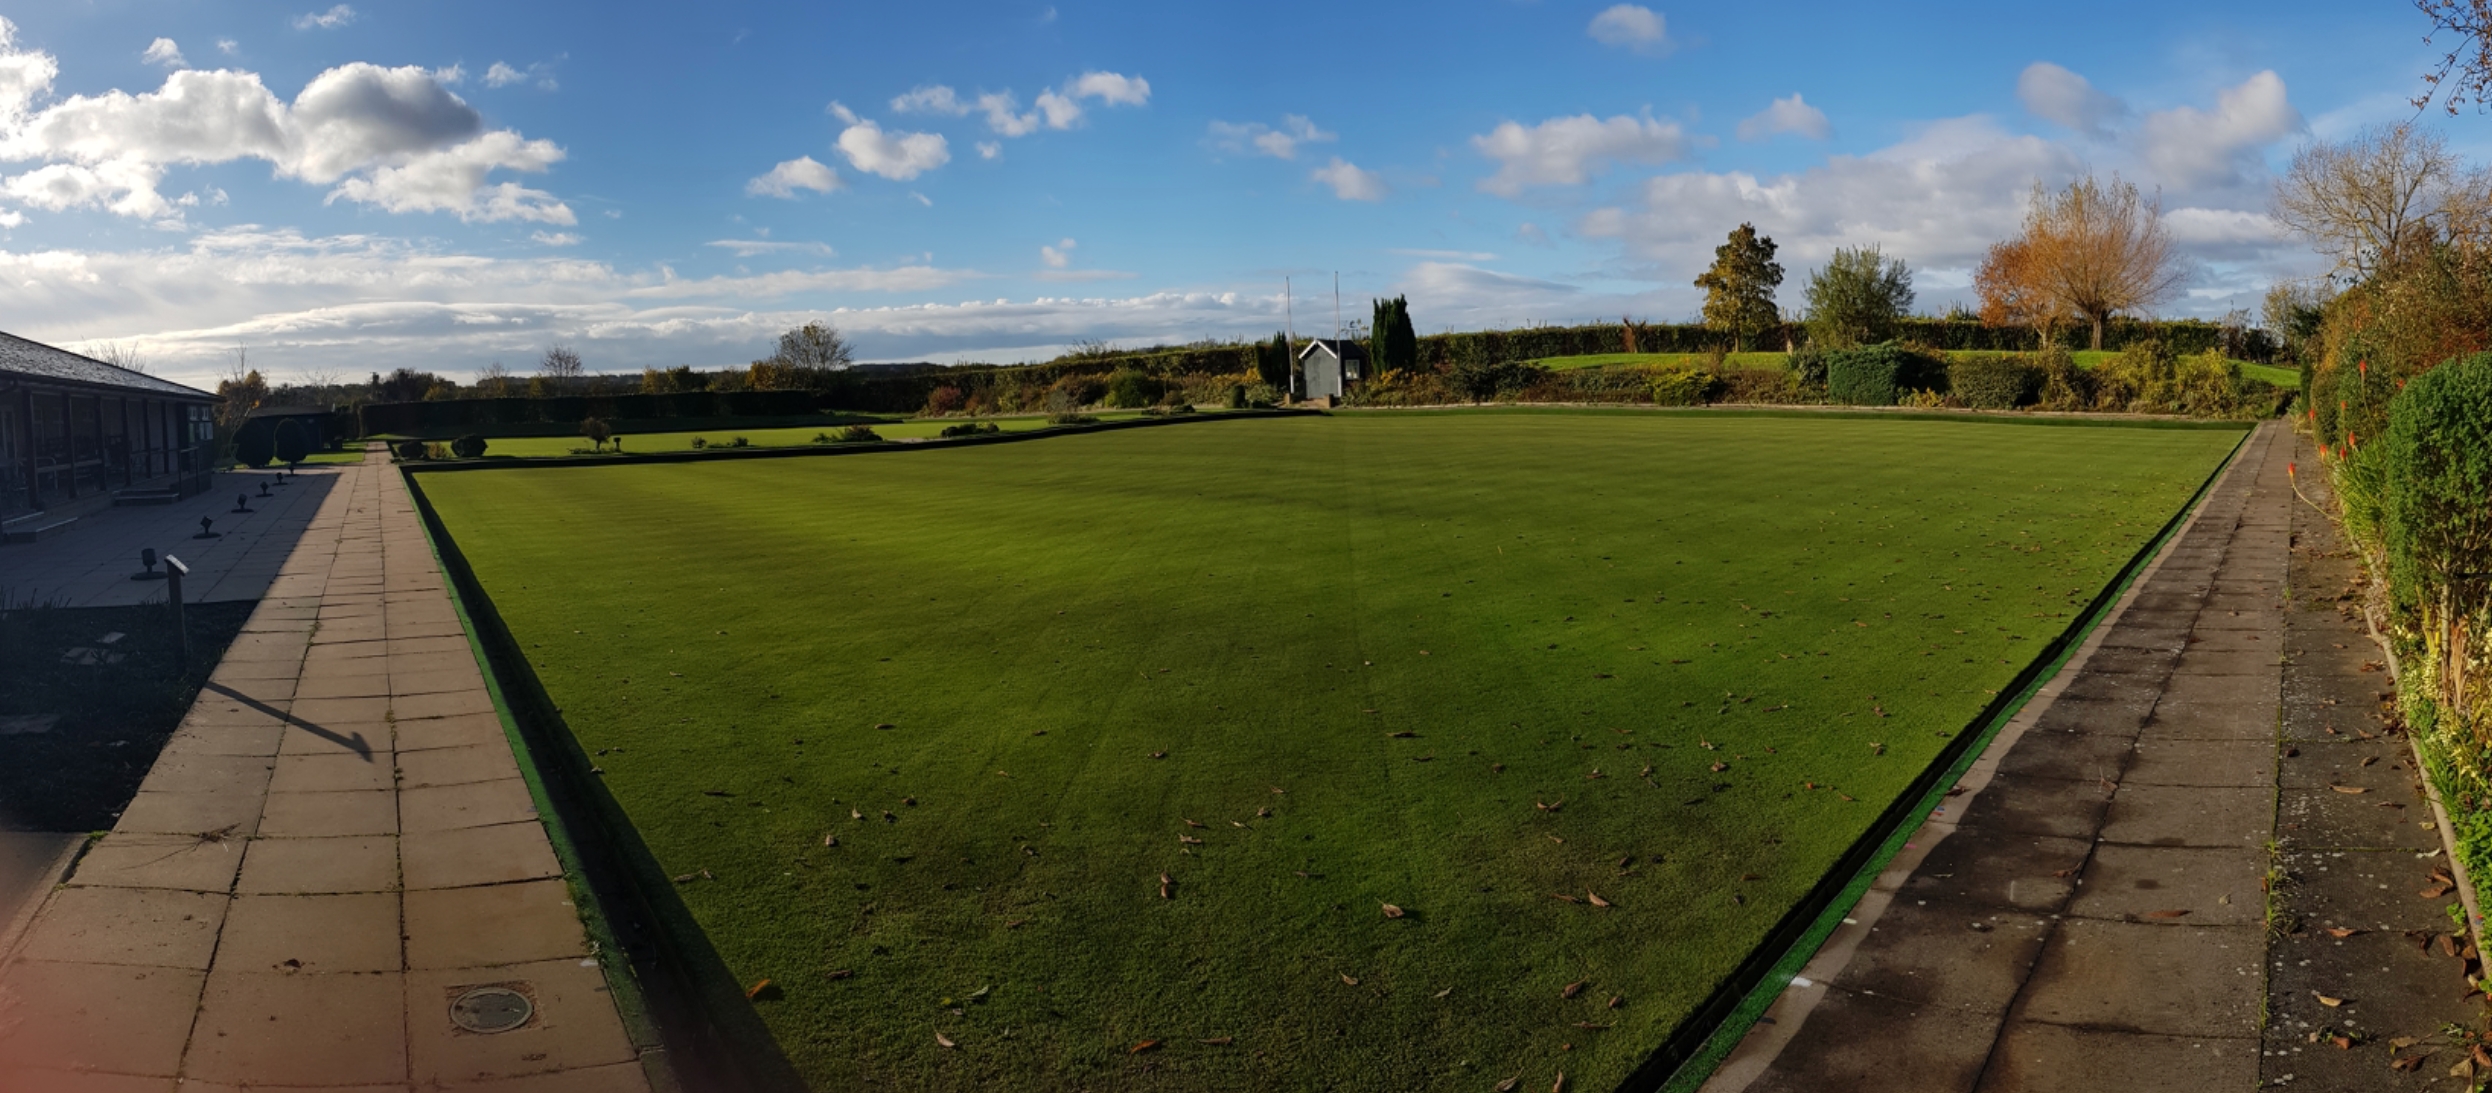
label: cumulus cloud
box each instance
[142,39,185,69]
[1587,4,1671,55]
[826,100,859,125]
[975,141,1001,160]
[891,85,965,115]
[1040,237,1074,268]
[2017,62,2125,134]
[836,121,949,180]
[293,5,355,30]
[217,39,240,57]
[0,32,570,224]
[892,71,1148,139]
[530,230,578,246]
[2135,71,2301,188]
[745,155,840,197]
[1736,94,1830,142]
[482,59,558,91]
[1472,114,1689,196]
[1207,114,1334,159]
[484,62,523,88]
[1067,71,1150,106]
[1311,157,1386,201]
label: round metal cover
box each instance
[450,986,533,1033]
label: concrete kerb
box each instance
[400,467,809,1093]
[397,467,684,1093]
[1650,421,2260,1093]
[0,836,92,969]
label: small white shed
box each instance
[1297,339,1369,401]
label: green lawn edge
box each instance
[1648,423,2252,1092]
[403,465,687,1093]
[396,407,1319,469]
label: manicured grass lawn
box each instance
[418,411,2242,1092]
[467,411,1160,458]
[1537,349,2302,388]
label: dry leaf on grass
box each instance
[1552,1071,1568,1092]
[1549,893,1582,904]
[1129,1040,1161,1054]
[745,979,775,1000]
[1340,973,1360,986]
[1434,986,1454,999]
[1200,1036,1233,1046]
[1495,1078,1521,1093]
[935,1030,956,1048]
[1179,835,1203,845]
[1159,874,1173,899]
[1561,979,1586,999]
[1184,819,1206,828]
[1382,903,1406,919]
[1586,891,1612,908]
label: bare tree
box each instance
[2418,0,2492,113]
[1985,176,2184,351]
[2271,123,2492,279]
[770,322,854,371]
[88,341,148,374]
[538,346,585,393]
[477,361,514,398]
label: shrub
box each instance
[2384,352,2492,701]
[812,432,833,444]
[1948,356,2039,410]
[1227,384,1248,409]
[234,422,277,467]
[924,386,967,416]
[1243,382,1278,407]
[1448,360,1547,402]
[1649,368,1723,406]
[2033,346,2091,410]
[1788,345,1831,388]
[837,424,883,443]
[449,434,488,459]
[1047,375,1108,411]
[940,421,1002,438]
[392,438,426,461]
[1719,368,1804,404]
[581,416,613,450]
[1103,368,1163,408]
[272,419,310,466]
[1827,344,1936,406]
[1047,412,1099,425]
[689,436,707,449]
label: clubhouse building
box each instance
[0,331,220,538]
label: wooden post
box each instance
[165,554,190,672]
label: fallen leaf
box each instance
[1536,799,1563,812]
[1549,893,1582,904]
[2315,991,2345,1007]
[2332,1034,2353,1050]
[1586,890,1612,908]
[1130,1039,1160,1054]
[1434,986,1454,999]
[1552,1071,1568,1093]
[935,1030,956,1048]
[2332,785,2368,795]
[1607,994,1623,1008]
[1495,1078,1521,1093]
[2391,1053,2425,1072]
[1159,874,1173,899]
[828,968,853,980]
[822,833,838,847]
[1004,919,1024,930]
[851,808,864,821]
[1178,835,1203,845]
[2424,883,2456,898]
[1562,979,1586,999]
[2145,909,2191,919]
[1200,1036,1233,1046]
[2475,1043,2492,1069]
[1709,761,1728,773]
[2362,756,2379,767]
[1382,903,1406,919]
[2051,868,2079,879]
[2325,927,2360,939]
[745,979,775,1000]
[1185,818,1206,828]
[1341,973,1360,986]
[1148,751,1167,759]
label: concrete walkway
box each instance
[0,450,653,1091]
[1706,420,2302,1091]
[3,465,337,608]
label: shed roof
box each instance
[0,331,218,400]
[1297,338,1369,363]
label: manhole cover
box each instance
[449,986,533,1033]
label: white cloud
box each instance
[826,100,859,125]
[891,85,966,115]
[975,141,1001,160]
[910,191,932,206]
[1067,71,1149,106]
[481,59,558,91]
[1311,157,1386,201]
[484,62,523,88]
[142,39,185,69]
[0,37,572,225]
[2135,70,2302,188]
[217,39,240,57]
[530,230,579,246]
[1040,237,1074,268]
[1587,5,1671,55]
[705,238,834,258]
[836,121,949,180]
[1207,114,1335,159]
[1736,94,1830,142]
[1472,114,1690,196]
[293,5,356,30]
[2017,62,2125,134]
[745,155,841,197]
[432,64,465,84]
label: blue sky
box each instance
[0,0,2464,387]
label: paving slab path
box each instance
[1702,420,2480,1092]
[0,449,656,1091]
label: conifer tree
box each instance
[1694,223,1784,351]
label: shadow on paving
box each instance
[2260,432,2486,1087]
[0,597,255,832]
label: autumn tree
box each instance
[1801,244,1914,349]
[1973,237,2067,343]
[2271,123,2492,279]
[1693,223,1783,351]
[1980,176,2183,351]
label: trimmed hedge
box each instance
[1948,357,2038,410]
[360,390,818,437]
[1827,345,1940,406]
[2385,352,2492,667]
[1649,369,1723,406]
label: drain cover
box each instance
[449,986,533,1033]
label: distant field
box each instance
[422,410,2240,1091]
[1534,349,2301,389]
[463,411,1159,458]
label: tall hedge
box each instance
[1827,344,1938,406]
[1948,357,2038,410]
[2385,352,2492,694]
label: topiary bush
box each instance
[233,421,277,467]
[1827,344,1936,406]
[449,434,488,459]
[393,438,426,461]
[939,421,1002,438]
[1947,356,2039,410]
[272,419,310,467]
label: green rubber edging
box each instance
[1640,423,2256,1093]
[401,464,685,1093]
